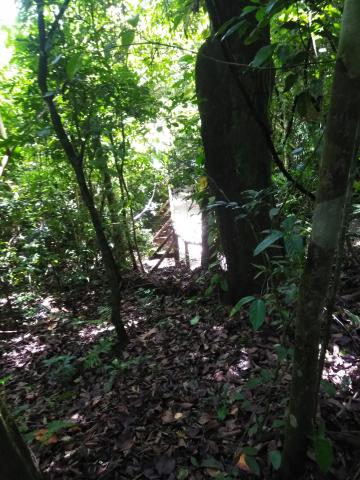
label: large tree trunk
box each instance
[196,0,273,302]
[282,1,360,477]
[0,398,42,480]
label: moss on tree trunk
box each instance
[282,0,360,476]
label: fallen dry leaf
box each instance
[236,453,251,473]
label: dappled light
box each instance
[1,0,360,479]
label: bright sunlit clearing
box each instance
[0,0,18,66]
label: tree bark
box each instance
[282,1,360,477]
[35,0,128,347]
[196,0,273,302]
[93,134,128,269]
[0,398,42,480]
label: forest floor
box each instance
[1,266,360,480]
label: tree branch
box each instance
[36,0,80,165]
[48,0,71,42]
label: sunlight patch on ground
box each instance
[4,335,47,368]
[322,343,358,391]
[77,324,114,342]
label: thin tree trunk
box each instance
[109,128,144,272]
[102,164,127,268]
[93,134,128,268]
[35,0,127,347]
[282,1,360,476]
[201,195,210,269]
[0,398,42,480]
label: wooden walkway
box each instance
[148,189,202,271]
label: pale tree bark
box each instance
[0,398,42,480]
[282,1,360,477]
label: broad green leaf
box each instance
[253,230,283,256]
[269,207,279,219]
[177,468,189,480]
[221,20,248,41]
[269,450,282,470]
[313,436,333,473]
[320,380,336,397]
[230,296,255,316]
[249,299,266,330]
[179,54,193,64]
[190,315,200,326]
[201,457,224,470]
[266,0,279,15]
[250,44,276,68]
[284,234,304,258]
[66,53,82,81]
[272,418,285,428]
[128,14,139,27]
[344,308,360,326]
[245,455,260,476]
[121,29,135,46]
[243,447,257,456]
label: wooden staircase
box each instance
[149,200,179,271]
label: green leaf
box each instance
[313,436,333,473]
[344,308,360,326]
[245,455,260,476]
[243,447,257,456]
[240,5,258,17]
[284,234,304,258]
[66,53,82,81]
[272,418,285,428]
[221,20,248,41]
[249,299,266,330]
[201,457,224,470]
[177,468,189,480]
[320,380,336,397]
[190,315,200,326]
[250,44,276,68]
[217,403,228,421]
[253,230,283,256]
[269,450,282,470]
[128,14,139,27]
[265,0,279,15]
[179,54,193,64]
[121,29,135,46]
[230,296,255,316]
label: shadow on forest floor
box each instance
[1,266,360,479]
